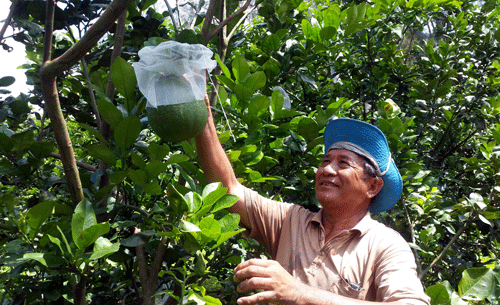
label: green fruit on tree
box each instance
[146,76,208,142]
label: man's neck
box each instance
[321,209,368,242]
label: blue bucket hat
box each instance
[323,118,403,213]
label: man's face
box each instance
[315,149,376,212]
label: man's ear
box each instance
[366,176,384,199]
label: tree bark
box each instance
[0,0,19,44]
[39,0,133,206]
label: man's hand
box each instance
[233,258,305,305]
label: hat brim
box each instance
[323,118,403,213]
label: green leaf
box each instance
[458,267,497,301]
[194,252,206,275]
[214,229,246,249]
[297,117,319,142]
[298,73,317,90]
[262,57,281,76]
[426,284,451,305]
[214,53,231,79]
[89,237,120,260]
[28,141,54,159]
[121,233,150,247]
[114,115,141,150]
[21,253,63,268]
[109,171,127,185]
[179,220,201,232]
[78,123,109,145]
[87,144,117,166]
[110,57,137,102]
[202,183,227,206]
[128,169,148,186]
[378,99,401,119]
[144,181,162,195]
[302,19,320,42]
[199,217,221,241]
[97,99,123,129]
[131,152,147,169]
[0,133,14,152]
[12,130,35,155]
[248,94,270,117]
[233,84,254,103]
[56,226,73,258]
[145,160,167,179]
[243,71,267,93]
[378,118,392,135]
[71,199,97,245]
[148,143,170,162]
[203,295,222,305]
[232,54,250,83]
[262,34,280,53]
[185,192,203,213]
[167,183,189,215]
[48,235,65,257]
[218,213,240,233]
[0,76,15,87]
[26,201,56,236]
[165,154,190,165]
[0,194,16,211]
[212,194,239,214]
[243,151,264,166]
[76,223,110,250]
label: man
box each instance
[195,96,430,305]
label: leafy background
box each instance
[0,0,499,304]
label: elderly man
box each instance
[195,97,430,305]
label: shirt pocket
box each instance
[332,277,367,300]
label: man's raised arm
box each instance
[195,96,250,227]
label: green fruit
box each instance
[146,76,208,142]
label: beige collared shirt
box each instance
[243,187,430,305]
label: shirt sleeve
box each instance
[242,186,293,258]
[373,229,430,305]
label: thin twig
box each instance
[419,215,475,279]
[49,152,97,172]
[402,200,421,274]
[0,0,19,43]
[164,0,179,34]
[207,0,253,43]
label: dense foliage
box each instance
[1,0,499,304]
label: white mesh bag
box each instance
[133,41,217,108]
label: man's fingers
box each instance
[237,277,274,293]
[234,258,273,273]
[233,264,269,283]
[236,290,275,305]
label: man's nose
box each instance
[323,163,338,175]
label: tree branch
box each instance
[0,0,19,44]
[436,128,478,164]
[98,10,127,202]
[39,0,132,205]
[41,0,133,77]
[202,0,220,44]
[49,152,97,172]
[149,237,169,288]
[136,244,150,289]
[207,0,253,43]
[418,215,475,279]
[402,199,422,274]
[41,0,83,204]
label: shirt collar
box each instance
[311,210,374,237]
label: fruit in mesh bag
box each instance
[146,76,207,142]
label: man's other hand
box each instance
[233,258,304,305]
